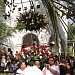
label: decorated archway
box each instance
[22,33,39,46]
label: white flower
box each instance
[21,52,24,56]
[26,60,29,63]
[21,52,25,59]
[40,56,42,59]
[27,55,29,57]
[48,51,51,54]
[26,17,28,19]
[23,55,25,59]
[24,47,30,51]
[46,47,50,50]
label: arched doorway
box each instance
[22,33,39,46]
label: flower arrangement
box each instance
[16,10,48,31]
[15,10,51,66]
[19,45,53,66]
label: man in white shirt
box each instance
[24,60,43,75]
[16,62,26,75]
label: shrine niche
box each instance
[22,33,39,46]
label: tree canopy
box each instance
[0,20,14,40]
[0,0,14,45]
[0,0,5,13]
[68,23,75,40]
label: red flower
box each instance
[21,48,25,52]
[24,49,29,52]
[41,50,46,55]
[15,53,20,56]
[40,45,44,49]
[21,48,29,52]
[45,51,48,55]
[49,53,53,58]
[37,51,41,55]
[31,45,36,50]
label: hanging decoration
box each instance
[16,10,49,31]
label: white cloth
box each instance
[24,66,33,75]
[24,66,43,75]
[16,68,25,75]
[43,65,60,75]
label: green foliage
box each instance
[67,5,75,22]
[67,46,73,56]
[0,0,5,13]
[0,20,14,40]
[15,22,25,31]
[68,24,75,40]
[16,11,48,31]
[41,0,75,23]
[3,0,7,4]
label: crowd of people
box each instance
[16,56,75,75]
[0,47,75,75]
